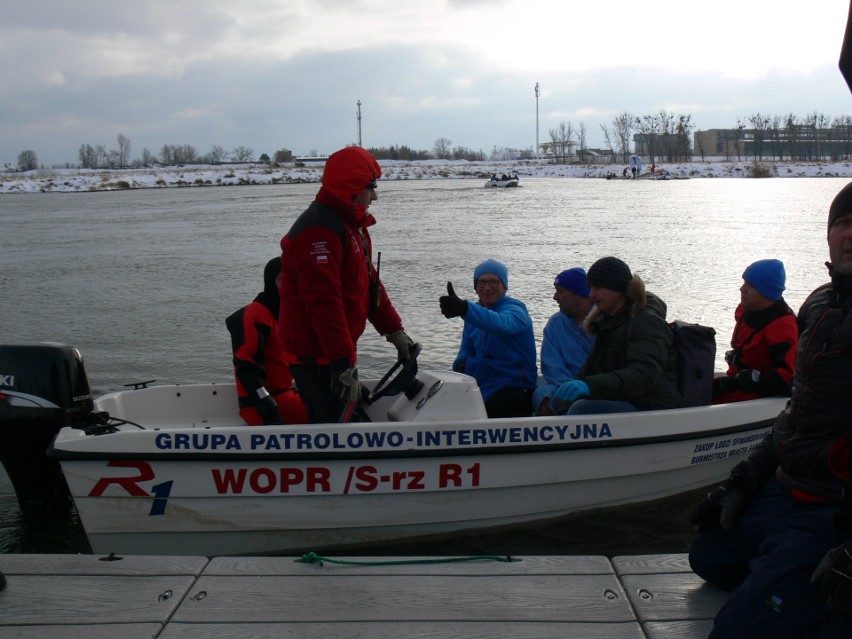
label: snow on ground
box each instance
[1,159,851,193]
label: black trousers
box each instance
[290,363,352,424]
[484,386,533,418]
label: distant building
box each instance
[694,125,852,161]
[273,149,294,163]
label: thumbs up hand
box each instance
[439,281,468,318]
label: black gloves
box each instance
[713,374,739,397]
[812,541,852,614]
[713,369,762,397]
[329,358,360,402]
[736,369,762,394]
[691,462,755,531]
[255,389,284,425]
[439,281,468,318]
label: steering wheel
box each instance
[366,343,423,404]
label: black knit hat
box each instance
[829,182,852,236]
[263,257,281,295]
[587,256,632,293]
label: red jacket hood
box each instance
[320,146,381,204]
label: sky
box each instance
[3,0,852,167]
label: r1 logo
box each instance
[88,461,173,516]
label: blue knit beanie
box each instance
[474,259,508,289]
[554,267,590,297]
[742,259,786,301]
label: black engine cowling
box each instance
[0,343,94,515]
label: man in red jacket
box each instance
[279,147,415,423]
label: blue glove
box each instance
[554,380,590,403]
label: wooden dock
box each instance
[0,552,725,638]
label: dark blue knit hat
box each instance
[742,259,785,301]
[554,267,590,297]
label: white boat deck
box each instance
[0,552,725,638]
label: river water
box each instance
[0,176,844,556]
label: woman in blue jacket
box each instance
[439,259,537,417]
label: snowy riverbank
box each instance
[2,159,851,193]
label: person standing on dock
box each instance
[278,146,416,423]
[689,182,852,637]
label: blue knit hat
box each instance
[554,267,590,297]
[474,259,508,289]
[742,259,786,301]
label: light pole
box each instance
[534,82,540,159]
[356,100,362,147]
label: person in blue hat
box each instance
[439,259,537,417]
[712,258,798,403]
[533,267,595,416]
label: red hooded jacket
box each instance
[714,300,798,403]
[278,147,403,365]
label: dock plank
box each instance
[172,573,634,623]
[612,553,693,575]
[206,554,614,575]
[160,620,647,638]
[620,573,727,622]
[0,552,208,576]
[3,624,163,639]
[0,553,208,637]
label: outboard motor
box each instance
[0,343,94,515]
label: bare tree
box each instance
[674,113,694,161]
[557,121,575,163]
[117,134,131,168]
[803,111,830,160]
[612,112,633,164]
[833,114,852,160]
[634,114,660,164]
[733,118,746,161]
[78,144,97,168]
[547,128,560,163]
[748,114,769,160]
[207,145,228,164]
[769,115,784,160]
[785,114,801,160]
[231,146,254,162]
[599,124,618,163]
[141,148,155,166]
[432,137,452,160]
[576,122,588,163]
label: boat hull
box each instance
[50,380,785,556]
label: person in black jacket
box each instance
[688,182,852,637]
[552,256,680,414]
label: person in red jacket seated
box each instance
[226,257,307,425]
[278,146,416,423]
[713,258,798,403]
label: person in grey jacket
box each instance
[553,256,680,415]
